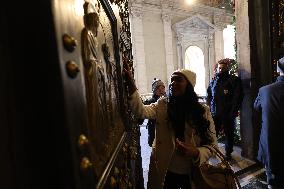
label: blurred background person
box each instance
[143,78,166,147]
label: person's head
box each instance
[277,56,284,75]
[217,58,230,74]
[168,69,213,145]
[152,78,165,96]
[170,69,196,97]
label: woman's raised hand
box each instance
[123,58,137,95]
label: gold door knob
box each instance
[66,60,80,78]
[62,33,77,52]
[78,134,89,147]
[80,157,93,171]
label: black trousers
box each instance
[163,171,191,189]
[213,116,236,155]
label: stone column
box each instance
[204,36,209,82]
[207,34,215,86]
[162,13,174,85]
[130,7,147,94]
[236,0,253,159]
[176,34,183,70]
[213,10,227,63]
[214,25,225,63]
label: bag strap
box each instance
[202,145,242,189]
[202,145,228,163]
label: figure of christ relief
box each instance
[81,10,100,132]
[81,2,110,173]
[101,43,120,127]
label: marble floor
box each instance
[140,125,152,188]
[139,125,268,189]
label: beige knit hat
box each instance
[172,69,196,87]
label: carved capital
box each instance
[215,22,227,30]
[162,13,171,23]
[130,7,143,19]
[176,33,183,45]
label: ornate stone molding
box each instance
[160,0,174,9]
[173,15,216,36]
[128,0,144,5]
[214,12,233,25]
[173,14,217,77]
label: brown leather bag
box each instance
[192,145,241,189]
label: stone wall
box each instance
[235,0,252,157]
[129,0,233,93]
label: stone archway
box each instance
[173,15,217,89]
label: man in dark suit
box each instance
[254,57,284,189]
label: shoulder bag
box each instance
[192,145,242,189]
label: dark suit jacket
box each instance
[254,75,284,175]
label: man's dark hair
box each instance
[217,58,232,66]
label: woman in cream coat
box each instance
[125,67,217,189]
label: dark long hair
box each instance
[168,83,213,145]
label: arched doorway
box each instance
[184,46,206,97]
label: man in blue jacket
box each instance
[254,57,284,189]
[206,58,243,160]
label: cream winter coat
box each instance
[129,91,217,189]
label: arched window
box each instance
[184,46,206,96]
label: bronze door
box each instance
[0,0,140,188]
[52,0,137,188]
